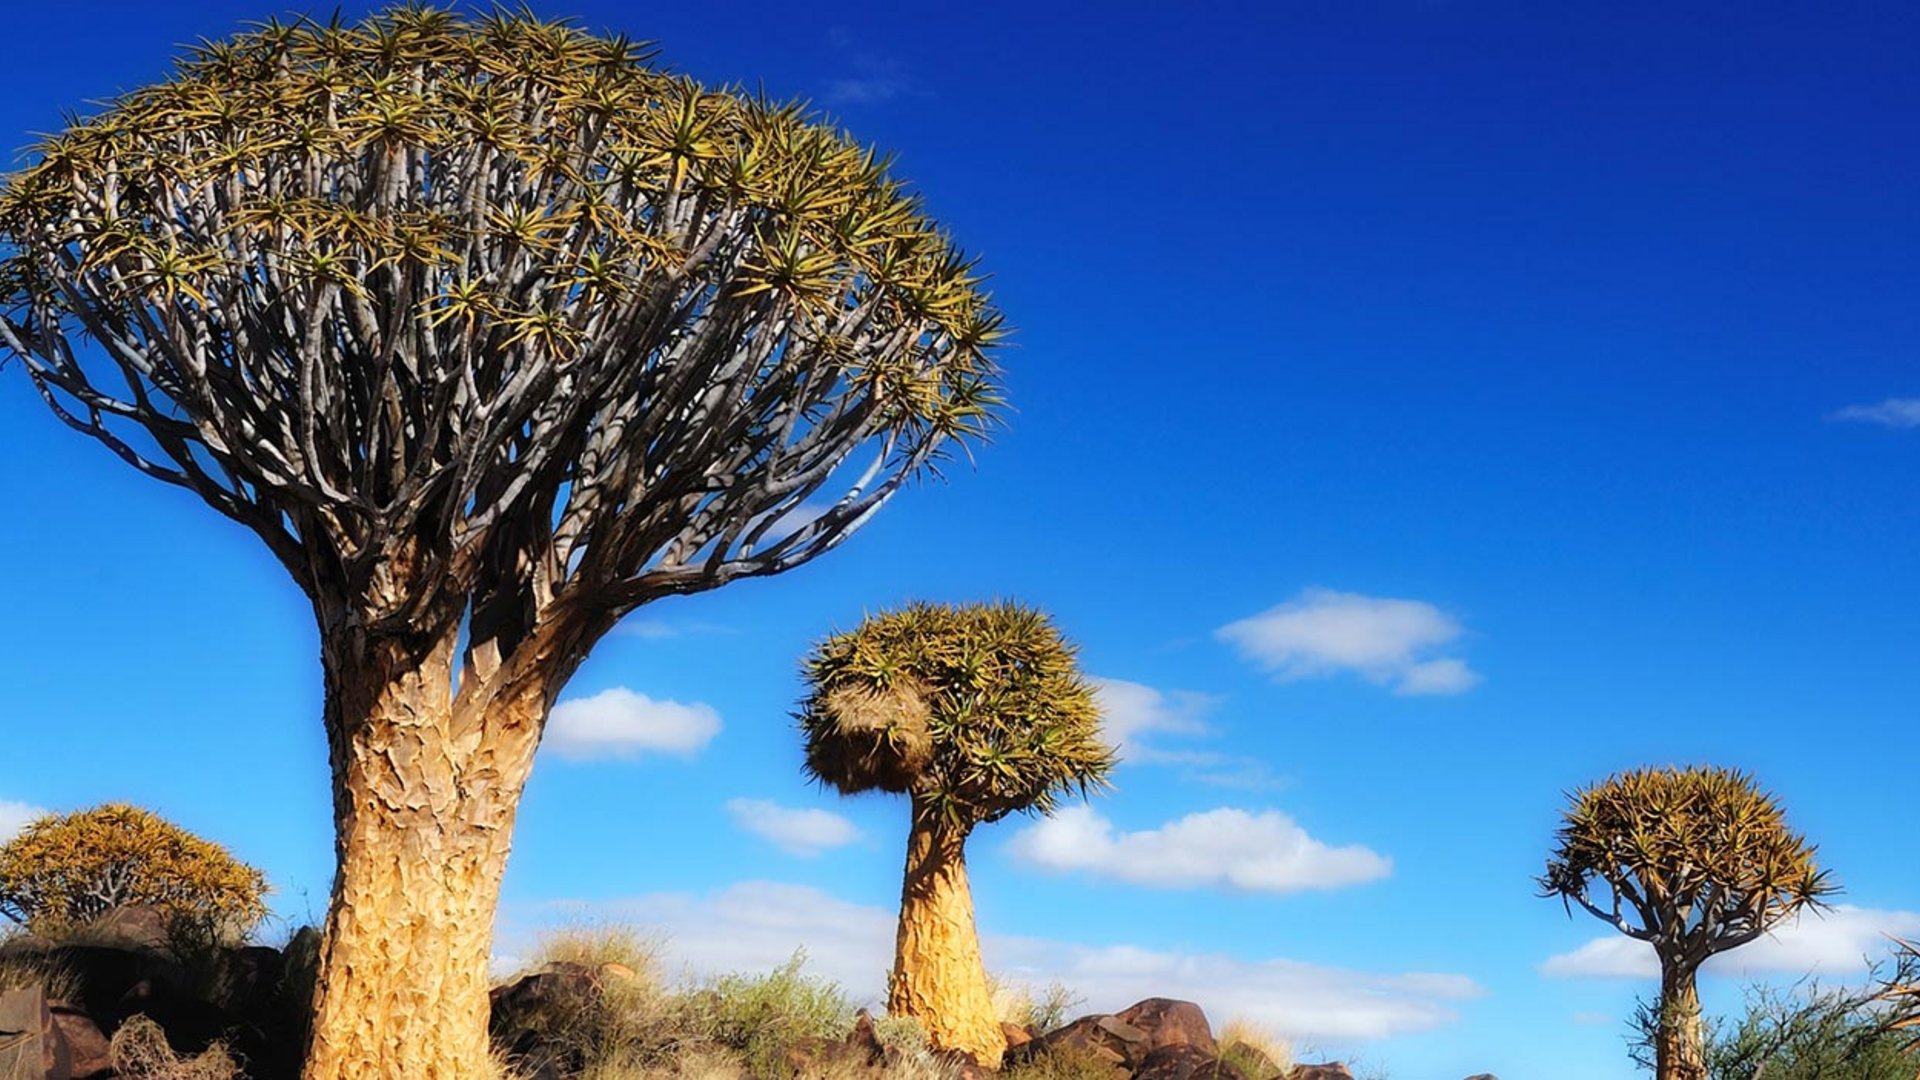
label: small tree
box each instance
[0,803,267,938]
[1541,766,1836,1080]
[796,601,1114,1067]
[0,9,999,1078]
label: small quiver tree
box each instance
[1540,766,1835,1080]
[0,803,267,941]
[797,601,1114,1068]
[1888,937,1920,1070]
[0,9,1001,1079]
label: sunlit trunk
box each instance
[301,629,545,1080]
[1656,959,1707,1080]
[888,797,1006,1068]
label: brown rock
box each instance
[1001,1021,1034,1051]
[0,984,71,1080]
[85,906,173,952]
[1286,1065,1355,1080]
[49,1010,109,1080]
[1115,999,1216,1056]
[1133,1044,1246,1080]
[1042,1013,1150,1067]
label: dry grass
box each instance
[989,975,1084,1034]
[1217,1017,1293,1079]
[0,947,79,1004]
[108,1015,242,1080]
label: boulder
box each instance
[786,1010,891,1080]
[1115,999,1215,1056]
[0,984,71,1080]
[1132,1044,1246,1080]
[83,907,172,952]
[1040,1013,1149,1068]
[488,964,603,1078]
[1286,1065,1354,1080]
[47,1011,105,1080]
[1000,1021,1035,1051]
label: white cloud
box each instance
[1541,904,1920,980]
[1006,805,1391,894]
[1091,677,1213,759]
[725,798,861,857]
[0,801,47,843]
[544,687,721,761]
[1217,588,1481,696]
[509,881,1480,1042]
[612,619,735,641]
[1831,398,1920,428]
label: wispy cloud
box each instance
[1830,398,1920,429]
[0,801,47,843]
[544,687,721,761]
[821,29,918,107]
[612,618,736,641]
[1090,677,1282,789]
[510,881,1481,1041]
[725,798,861,857]
[1541,904,1920,979]
[1007,805,1391,894]
[1217,588,1481,696]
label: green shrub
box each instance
[686,950,855,1079]
[990,976,1084,1034]
[1216,1018,1293,1080]
[1001,1044,1125,1080]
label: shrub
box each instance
[687,950,856,1079]
[1217,1018,1293,1080]
[1001,1044,1125,1080]
[504,924,679,1077]
[0,804,266,939]
[990,976,1084,1034]
[108,1015,242,1080]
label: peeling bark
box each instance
[1656,961,1708,1080]
[301,625,547,1080]
[887,799,1005,1069]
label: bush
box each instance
[1217,1018,1293,1080]
[0,804,267,939]
[990,976,1084,1034]
[687,950,855,1079]
[1001,1044,1126,1080]
[108,1015,242,1080]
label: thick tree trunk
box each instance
[301,629,547,1080]
[1655,960,1707,1080]
[887,799,1005,1069]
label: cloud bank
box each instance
[544,687,721,761]
[516,881,1480,1041]
[0,801,47,843]
[1007,805,1390,893]
[725,798,861,857]
[1217,588,1481,695]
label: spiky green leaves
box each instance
[797,602,1114,827]
[1541,766,1834,966]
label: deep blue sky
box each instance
[2,4,1917,1078]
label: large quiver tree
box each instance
[797,601,1114,1067]
[1540,765,1836,1080]
[0,9,1001,1080]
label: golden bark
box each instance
[887,799,1005,1069]
[1655,961,1708,1080]
[301,626,547,1080]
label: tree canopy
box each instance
[1541,765,1835,968]
[0,5,1001,663]
[797,600,1113,828]
[0,803,268,936]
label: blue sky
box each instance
[1,3,1917,1078]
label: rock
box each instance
[84,907,173,952]
[46,944,183,1029]
[1000,1021,1035,1051]
[488,965,602,1078]
[1115,999,1215,1056]
[204,946,286,1015]
[47,1011,105,1080]
[1132,1044,1246,1080]
[1041,1013,1150,1068]
[0,984,72,1080]
[1286,1065,1355,1080]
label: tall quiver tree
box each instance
[1540,766,1836,1080]
[797,602,1115,1067]
[0,10,1001,1079]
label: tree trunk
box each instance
[301,629,547,1080]
[887,798,1005,1069]
[1656,960,1708,1080]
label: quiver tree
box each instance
[0,803,268,938]
[0,9,1001,1079]
[797,601,1114,1067]
[1540,766,1836,1080]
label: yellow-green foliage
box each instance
[798,602,1115,827]
[1002,1044,1126,1080]
[689,951,856,1078]
[0,803,267,938]
[990,975,1084,1034]
[1540,766,1834,965]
